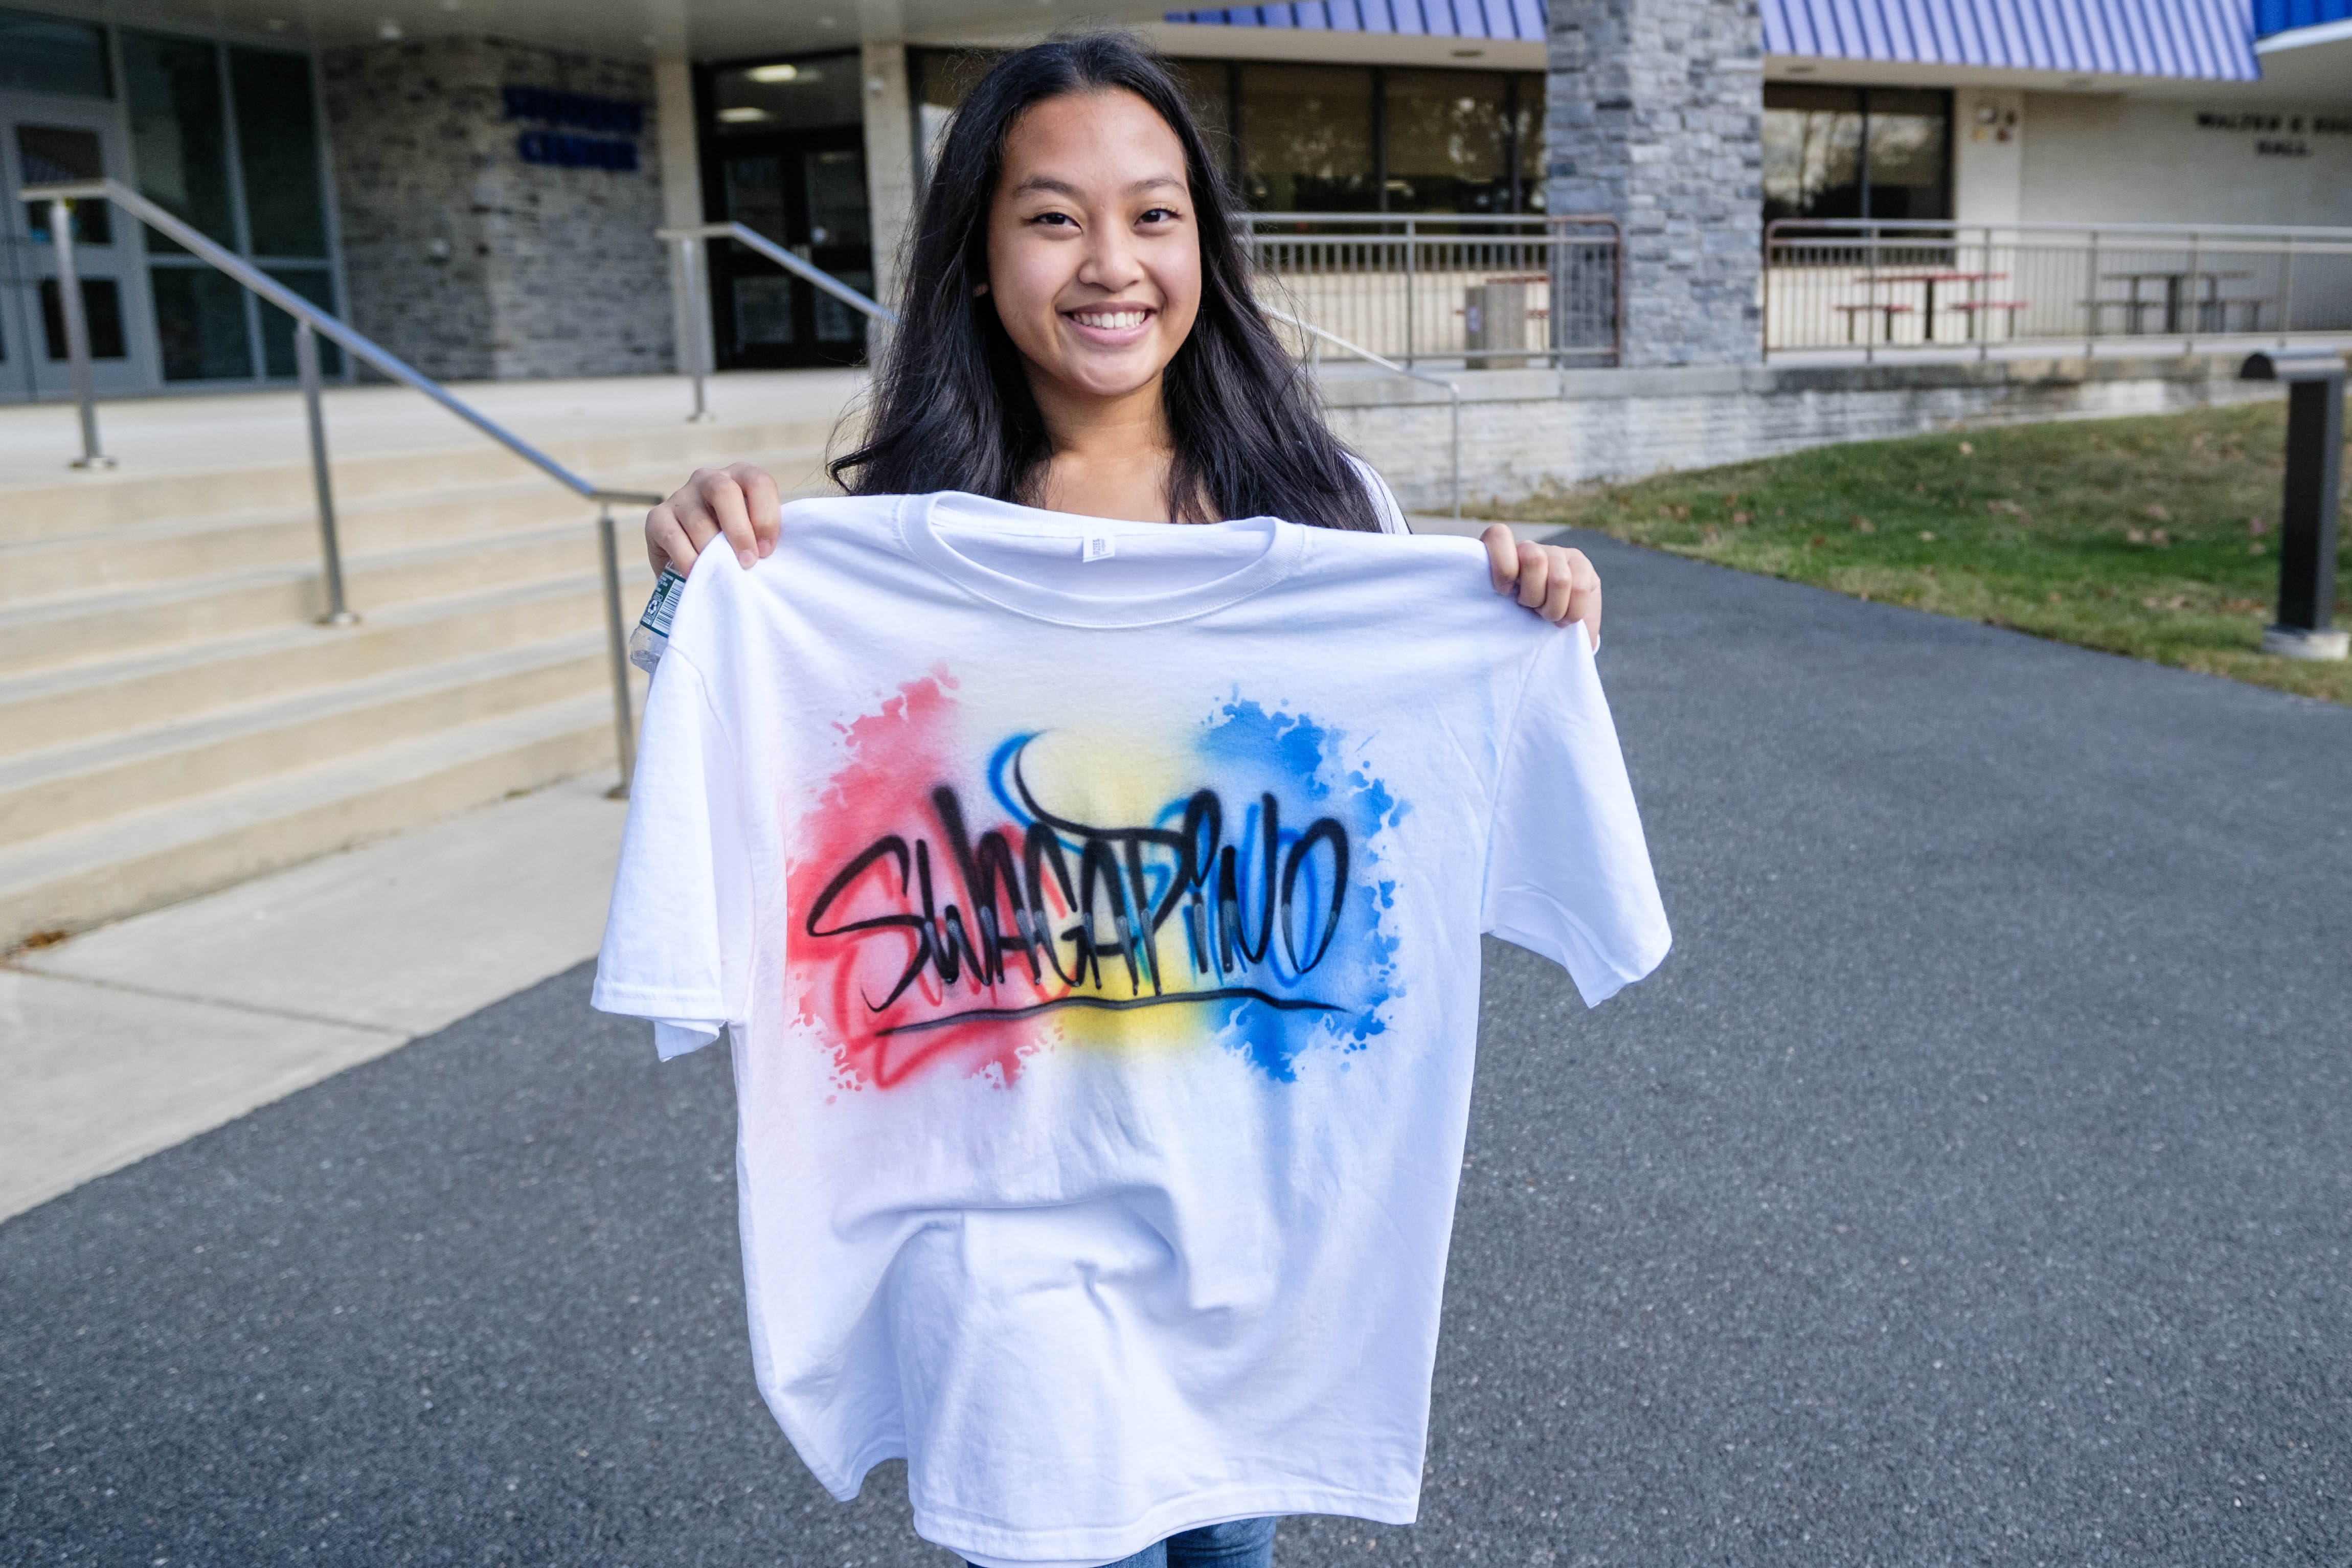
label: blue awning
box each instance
[1167,0,2268,78]
[2254,0,2352,34]
[1762,0,2258,78]
[1162,1,1546,41]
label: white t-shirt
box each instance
[593,492,1669,1568]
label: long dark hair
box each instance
[829,32,1383,532]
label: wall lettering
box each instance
[503,85,644,173]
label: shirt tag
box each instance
[1082,534,1117,563]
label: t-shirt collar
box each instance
[896,491,1304,629]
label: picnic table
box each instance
[1861,271,2007,342]
[2096,269,2257,334]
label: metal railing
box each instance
[1267,306,1460,519]
[1765,218,2352,361]
[657,221,897,421]
[26,178,663,792]
[1248,213,1621,371]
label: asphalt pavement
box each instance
[6,532,2350,1566]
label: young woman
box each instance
[637,33,1605,1568]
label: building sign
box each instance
[504,85,644,172]
[2196,110,2352,159]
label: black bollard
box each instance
[2241,349,2347,661]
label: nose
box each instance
[1075,218,1146,295]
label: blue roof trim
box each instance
[1167,0,2265,76]
[1163,0,1546,41]
[2254,0,2352,33]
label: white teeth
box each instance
[1072,309,1147,330]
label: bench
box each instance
[1949,300,2030,339]
[1834,301,1915,343]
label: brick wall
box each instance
[1321,355,2285,513]
[322,37,672,381]
[1546,0,1766,368]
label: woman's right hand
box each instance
[645,462,783,575]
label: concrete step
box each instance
[0,632,613,847]
[0,519,654,677]
[0,444,833,603]
[0,573,612,758]
[0,414,845,541]
[0,691,621,949]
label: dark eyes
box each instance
[1027,207,1183,229]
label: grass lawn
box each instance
[1480,400,2352,706]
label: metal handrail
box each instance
[25,178,660,791]
[657,221,898,421]
[1766,216,2352,242]
[1267,305,1460,520]
[1247,212,1624,370]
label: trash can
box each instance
[2240,349,2348,661]
[1463,281,1533,370]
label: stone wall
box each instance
[1546,0,1765,369]
[322,37,672,381]
[1320,352,2287,513]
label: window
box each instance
[1383,69,1511,214]
[1240,64,1376,212]
[907,51,1543,215]
[0,7,110,98]
[121,29,337,381]
[1763,84,1950,227]
[711,52,862,135]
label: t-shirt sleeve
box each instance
[1481,626,1671,1006]
[1345,453,1410,534]
[591,649,750,1057]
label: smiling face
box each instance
[984,88,1203,418]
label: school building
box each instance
[3,0,2350,953]
[3,0,2349,398]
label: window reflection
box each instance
[1240,64,1375,213]
[1384,70,1510,214]
[1763,84,1949,226]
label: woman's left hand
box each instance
[1481,525,1602,650]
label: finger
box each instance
[734,465,783,558]
[645,503,698,576]
[697,470,758,569]
[1513,542,1553,611]
[1480,524,1518,592]
[1564,552,1604,650]
[1541,553,1578,624]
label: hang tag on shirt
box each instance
[1082,535,1117,563]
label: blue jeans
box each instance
[967,1515,1279,1568]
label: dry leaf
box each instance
[2143,503,2170,521]
[1808,534,1826,547]
[1917,530,1937,542]
[1958,441,1974,456]
[1853,517,1875,533]
[2125,527,2148,544]
[2250,541,2267,556]
[2150,529,2170,547]
[2248,516,2271,536]
[2046,591,2062,604]
[1702,525,1724,544]
[1732,511,1752,525]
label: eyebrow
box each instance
[1010,174,1187,198]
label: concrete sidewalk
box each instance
[0,771,626,1221]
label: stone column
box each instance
[1545,0,1765,367]
[860,40,917,354]
[653,54,713,381]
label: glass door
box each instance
[709,127,872,369]
[1,97,157,400]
